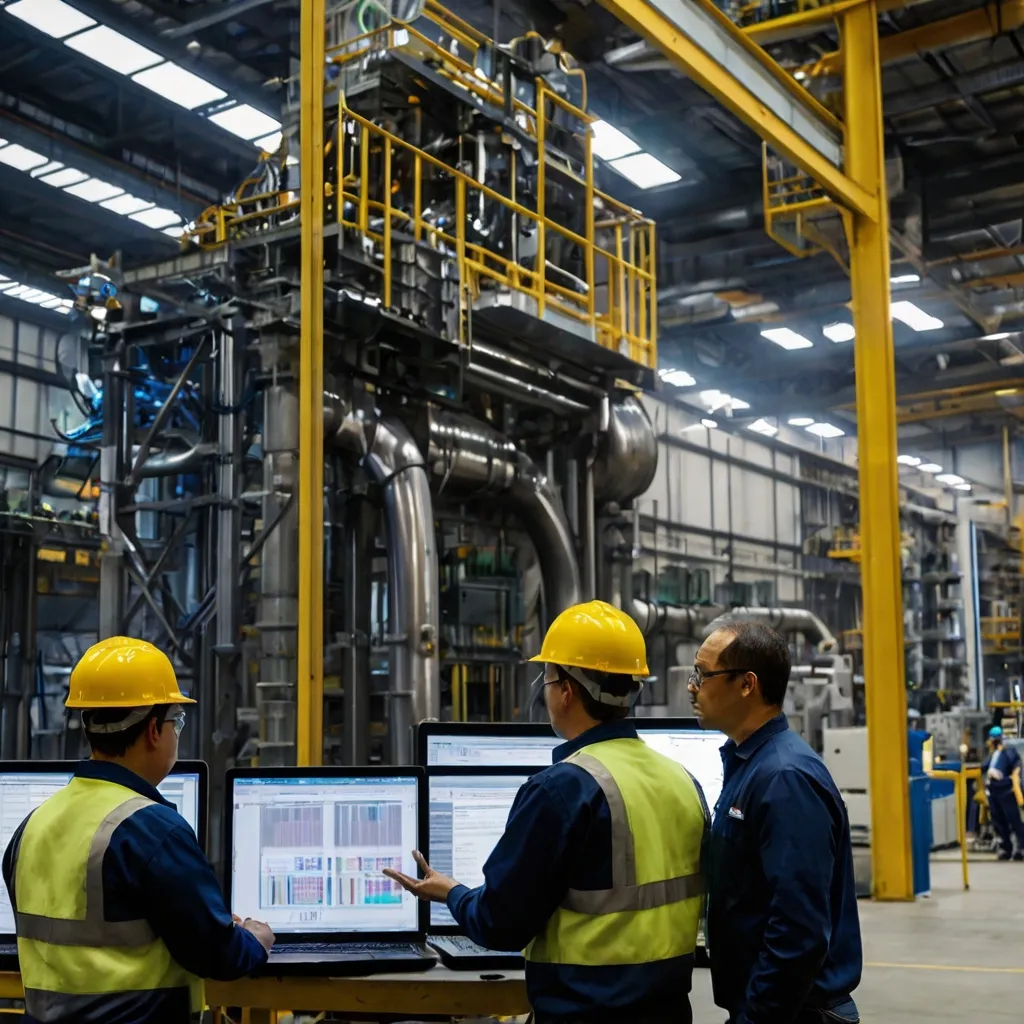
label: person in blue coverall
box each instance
[385,600,709,1024]
[982,726,1024,861]
[2,637,273,1024]
[690,621,862,1024]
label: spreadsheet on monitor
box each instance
[0,769,202,935]
[230,775,420,934]
[427,774,527,927]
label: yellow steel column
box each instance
[297,0,325,766]
[842,0,913,900]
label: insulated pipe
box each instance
[593,396,658,505]
[702,607,838,652]
[631,600,720,638]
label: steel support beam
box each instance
[843,2,913,901]
[296,0,325,767]
[595,0,879,220]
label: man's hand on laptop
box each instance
[241,918,275,952]
[384,850,459,902]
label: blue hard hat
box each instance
[989,726,1004,739]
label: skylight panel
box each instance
[0,144,49,172]
[608,152,680,189]
[64,178,124,202]
[5,0,95,38]
[64,25,162,75]
[591,121,640,162]
[131,63,227,110]
[208,104,281,141]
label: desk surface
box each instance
[0,968,530,1016]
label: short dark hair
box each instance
[82,704,172,757]
[559,667,634,723]
[716,622,791,706]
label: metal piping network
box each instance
[702,606,838,652]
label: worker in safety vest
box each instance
[982,725,1024,861]
[384,600,709,1024]
[1,636,274,1024]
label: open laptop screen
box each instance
[229,773,420,935]
[427,774,529,929]
[0,764,205,937]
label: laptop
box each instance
[0,759,208,968]
[225,766,435,977]
[424,770,535,970]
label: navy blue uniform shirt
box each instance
[706,715,862,1024]
[983,744,1022,793]
[447,718,699,1024]
[2,760,267,1024]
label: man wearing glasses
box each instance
[690,621,862,1024]
[2,636,274,1023]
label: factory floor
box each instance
[689,856,1024,1022]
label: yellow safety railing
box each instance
[928,765,981,891]
[333,97,656,368]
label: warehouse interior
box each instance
[1,0,1023,1018]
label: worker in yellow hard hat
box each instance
[1,636,275,1024]
[384,601,709,1024]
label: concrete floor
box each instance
[689,857,1024,1022]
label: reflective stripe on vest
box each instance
[16,797,156,947]
[561,752,703,915]
[13,776,205,1022]
[524,737,706,967]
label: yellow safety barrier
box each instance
[928,765,981,892]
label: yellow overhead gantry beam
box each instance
[597,0,913,899]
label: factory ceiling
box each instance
[2,0,1024,454]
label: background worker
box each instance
[690,622,862,1024]
[982,726,1024,861]
[384,600,709,1024]
[2,636,274,1024]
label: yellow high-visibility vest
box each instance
[525,736,707,966]
[12,776,204,1021]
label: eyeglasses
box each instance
[688,668,752,691]
[167,710,186,737]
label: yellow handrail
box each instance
[927,765,982,891]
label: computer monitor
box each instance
[418,723,559,768]
[635,720,726,815]
[0,760,208,938]
[225,767,425,938]
[425,772,532,930]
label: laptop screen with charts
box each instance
[0,760,208,941]
[225,767,425,940]
[426,772,534,931]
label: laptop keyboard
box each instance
[272,942,423,956]
[430,935,518,956]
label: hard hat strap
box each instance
[559,665,643,708]
[83,705,155,734]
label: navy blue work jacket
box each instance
[2,760,267,1024]
[706,715,862,1024]
[446,718,698,1024]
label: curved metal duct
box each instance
[326,400,441,748]
[425,408,582,619]
[593,396,658,505]
[702,607,838,652]
[631,600,719,638]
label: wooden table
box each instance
[0,967,530,1022]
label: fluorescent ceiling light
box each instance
[64,25,162,75]
[701,418,718,429]
[748,418,778,437]
[100,193,153,215]
[983,332,1012,341]
[31,160,64,178]
[608,152,681,189]
[823,321,855,343]
[788,416,815,427]
[761,327,813,350]
[891,300,943,332]
[954,483,972,491]
[129,206,181,229]
[4,286,33,298]
[132,63,227,110]
[163,225,186,238]
[0,144,49,172]
[64,177,124,202]
[897,455,921,466]
[17,288,48,303]
[39,297,65,308]
[936,473,965,485]
[5,0,95,38]
[890,273,920,285]
[38,166,88,187]
[254,131,282,153]
[591,120,640,162]
[806,422,845,438]
[918,463,942,473]
[658,368,696,388]
[208,104,281,141]
[699,389,748,412]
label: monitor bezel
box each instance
[423,766,540,935]
[224,765,427,942]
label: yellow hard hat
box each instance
[66,636,196,708]
[529,600,649,676]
